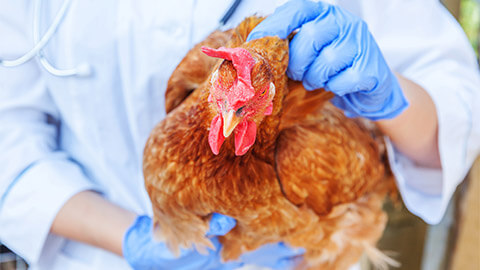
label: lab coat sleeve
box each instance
[0,3,101,264]
[362,0,480,224]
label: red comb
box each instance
[201,46,256,108]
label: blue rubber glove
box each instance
[248,0,408,120]
[123,213,239,270]
[239,242,305,269]
[123,213,304,269]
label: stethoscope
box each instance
[0,0,242,78]
[0,0,91,77]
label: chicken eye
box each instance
[259,88,267,97]
[236,106,245,117]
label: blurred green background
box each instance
[460,0,479,57]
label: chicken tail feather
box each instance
[364,244,401,270]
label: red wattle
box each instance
[208,115,225,155]
[234,120,257,156]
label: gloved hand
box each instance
[123,213,238,270]
[248,0,408,120]
[123,213,304,270]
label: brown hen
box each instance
[143,17,396,270]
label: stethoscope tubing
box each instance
[0,0,72,68]
[0,0,242,77]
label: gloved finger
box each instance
[271,242,305,257]
[247,0,329,41]
[325,67,378,97]
[287,10,340,81]
[271,256,303,270]
[239,242,305,268]
[337,87,407,120]
[321,20,381,95]
[302,36,358,91]
[154,238,239,269]
[207,213,236,236]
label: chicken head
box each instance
[202,46,276,156]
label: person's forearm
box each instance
[377,74,441,168]
[50,190,137,256]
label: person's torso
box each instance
[33,0,285,268]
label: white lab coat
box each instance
[0,0,479,269]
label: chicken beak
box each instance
[222,110,241,138]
